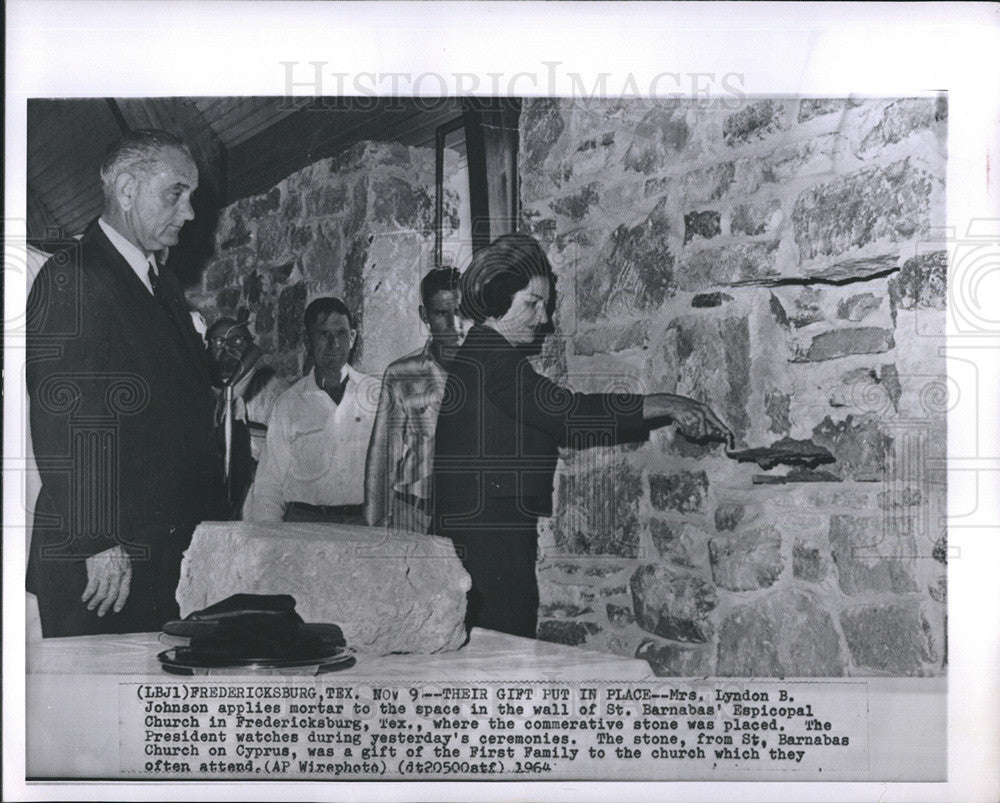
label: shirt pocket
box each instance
[288,426,331,484]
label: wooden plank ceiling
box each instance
[26,97,465,245]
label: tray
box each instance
[157,646,356,676]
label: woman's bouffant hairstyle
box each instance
[459,233,556,324]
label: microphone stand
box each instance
[223,380,234,507]
[221,353,249,512]
[220,345,261,514]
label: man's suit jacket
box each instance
[26,221,223,637]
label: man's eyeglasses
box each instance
[208,335,248,349]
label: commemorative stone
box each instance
[177,521,470,655]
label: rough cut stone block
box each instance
[666,315,751,442]
[537,620,600,647]
[649,519,707,569]
[649,470,709,513]
[787,287,825,327]
[932,533,947,564]
[519,210,558,250]
[829,515,919,595]
[520,98,566,174]
[551,183,601,222]
[606,603,636,626]
[734,253,900,287]
[792,540,826,582]
[220,212,251,250]
[804,253,899,283]
[539,600,593,618]
[799,327,894,361]
[792,159,936,261]
[684,211,722,244]
[730,199,782,236]
[723,100,788,145]
[859,98,934,150]
[538,582,596,619]
[256,216,289,264]
[765,392,791,435]
[554,461,642,557]
[277,282,307,351]
[877,486,922,509]
[289,220,311,250]
[301,231,340,284]
[629,564,717,643]
[880,363,903,411]
[691,292,732,308]
[839,601,937,675]
[837,292,883,322]
[177,522,470,655]
[636,638,711,677]
[714,502,745,532]
[573,320,649,356]
[763,135,839,182]
[343,177,369,237]
[371,176,433,228]
[830,364,900,416]
[306,184,337,218]
[717,591,845,677]
[624,104,691,174]
[889,250,947,310]
[677,240,780,290]
[249,186,281,217]
[584,564,626,578]
[709,526,784,591]
[206,257,235,292]
[270,260,295,284]
[329,141,372,173]
[253,300,274,335]
[600,205,677,315]
[674,161,736,204]
[798,98,847,123]
[929,576,946,604]
[812,414,891,480]
[282,189,302,218]
[215,287,241,314]
[242,271,263,306]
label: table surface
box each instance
[27,627,653,681]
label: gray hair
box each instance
[99,129,193,202]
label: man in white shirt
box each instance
[244,297,379,523]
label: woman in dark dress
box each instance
[432,233,731,639]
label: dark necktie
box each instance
[148,263,172,313]
[325,374,349,405]
[148,262,190,355]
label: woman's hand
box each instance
[643,393,734,446]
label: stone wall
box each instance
[188,141,463,379]
[187,99,946,677]
[520,97,947,676]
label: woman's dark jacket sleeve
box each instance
[433,325,647,524]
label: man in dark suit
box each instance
[26,129,222,637]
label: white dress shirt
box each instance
[99,217,157,293]
[99,218,209,335]
[244,364,379,521]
